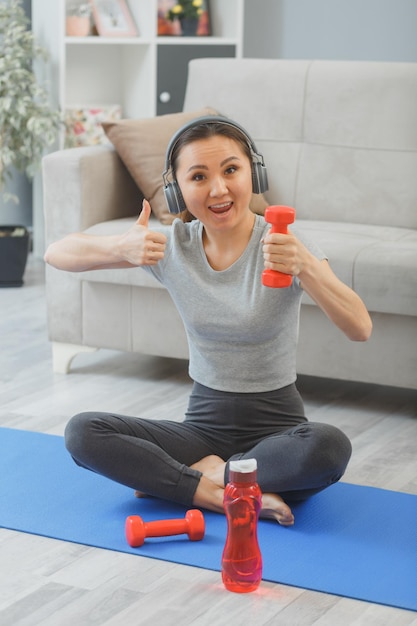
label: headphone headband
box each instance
[162,115,269,214]
[164,115,261,173]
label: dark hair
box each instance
[171,121,252,177]
[170,121,253,222]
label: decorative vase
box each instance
[180,17,199,36]
[66,15,90,37]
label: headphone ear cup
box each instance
[164,181,186,214]
[251,161,269,194]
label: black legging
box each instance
[65,382,352,507]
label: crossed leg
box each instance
[65,413,351,528]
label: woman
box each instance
[44,116,372,526]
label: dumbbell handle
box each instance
[126,509,205,547]
[144,518,192,538]
[262,205,296,288]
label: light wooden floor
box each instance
[1,257,416,626]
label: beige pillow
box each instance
[103,108,269,224]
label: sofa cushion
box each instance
[103,108,268,225]
[79,217,417,318]
[183,59,417,231]
[296,221,417,316]
[354,230,417,317]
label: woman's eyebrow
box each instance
[186,156,241,173]
[186,164,208,173]
[221,156,241,166]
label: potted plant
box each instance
[166,0,204,36]
[0,0,61,287]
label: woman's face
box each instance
[175,135,253,232]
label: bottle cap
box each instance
[229,459,257,473]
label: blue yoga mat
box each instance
[0,428,416,611]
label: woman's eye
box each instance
[225,165,237,175]
[192,173,205,181]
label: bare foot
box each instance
[191,455,294,526]
[260,493,294,526]
[190,455,226,487]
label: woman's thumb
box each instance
[136,199,151,227]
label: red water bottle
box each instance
[221,459,262,593]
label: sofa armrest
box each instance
[42,145,142,245]
[42,145,143,349]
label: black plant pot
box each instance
[180,17,199,35]
[0,226,30,287]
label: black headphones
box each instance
[162,115,269,214]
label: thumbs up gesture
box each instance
[135,198,152,228]
[120,199,167,266]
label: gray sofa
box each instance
[43,59,417,389]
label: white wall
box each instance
[244,0,417,62]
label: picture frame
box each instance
[90,0,137,37]
[157,0,211,37]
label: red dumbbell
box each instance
[125,509,205,547]
[262,205,296,288]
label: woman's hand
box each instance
[262,230,306,277]
[118,200,166,267]
[44,199,167,272]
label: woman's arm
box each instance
[262,231,372,341]
[297,256,372,341]
[44,201,167,272]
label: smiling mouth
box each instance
[208,202,233,214]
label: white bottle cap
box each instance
[229,459,257,473]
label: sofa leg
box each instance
[52,342,98,374]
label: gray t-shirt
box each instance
[143,215,325,393]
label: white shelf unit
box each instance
[35,0,244,131]
[31,0,244,254]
